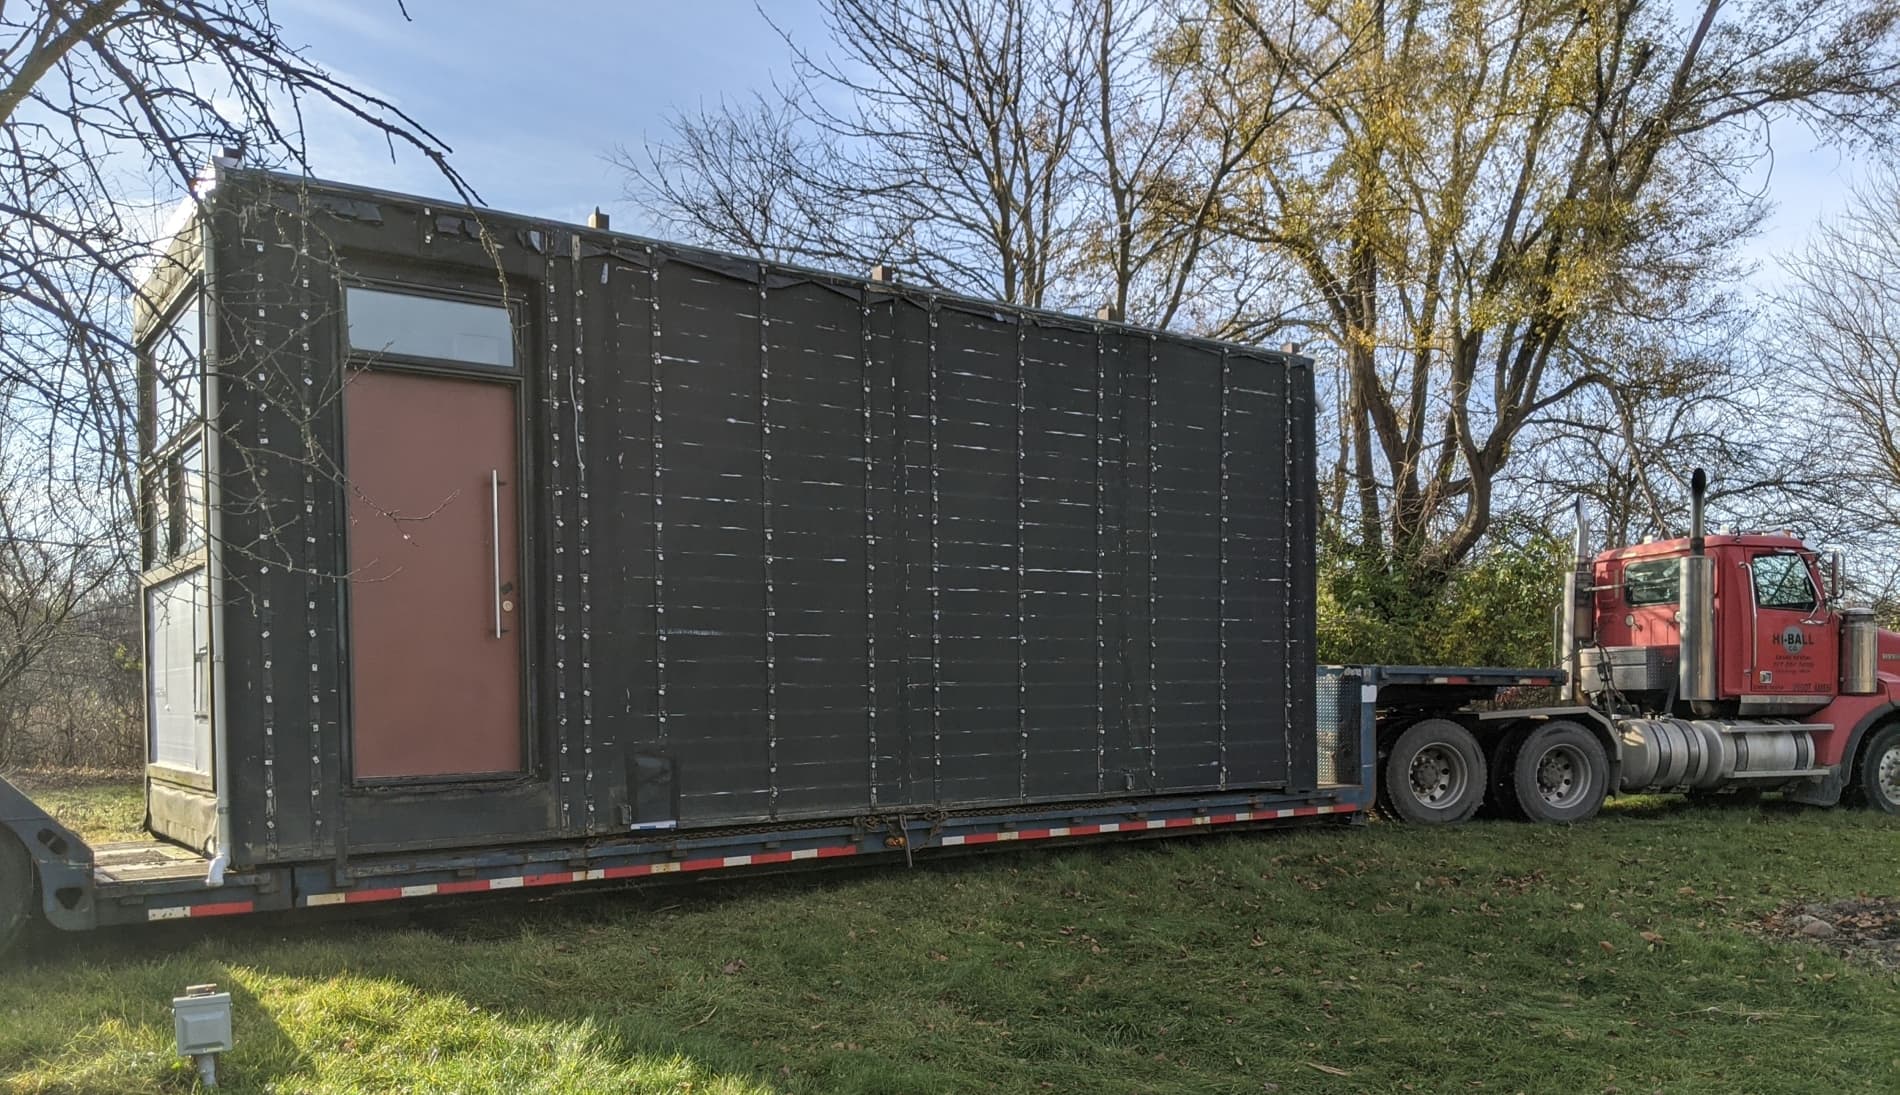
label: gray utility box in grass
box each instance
[133,167,1317,869]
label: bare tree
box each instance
[3,1,470,505]
[1184,0,1900,591]
[621,0,1309,329]
[1778,167,1900,599]
[1,1,471,763]
[626,0,1096,307]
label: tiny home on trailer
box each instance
[0,166,1383,946]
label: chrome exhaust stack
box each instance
[1679,468,1717,713]
[1561,497,1593,701]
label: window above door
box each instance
[345,286,516,370]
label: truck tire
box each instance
[1507,721,1608,824]
[1482,728,1527,821]
[0,830,35,958]
[1851,722,1900,814]
[1381,719,1487,825]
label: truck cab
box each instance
[1573,528,1900,809]
[1589,533,1850,717]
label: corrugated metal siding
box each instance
[205,171,1319,863]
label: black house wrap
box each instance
[151,169,1316,867]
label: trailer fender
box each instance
[1476,707,1622,797]
[0,776,97,931]
[1787,704,1899,808]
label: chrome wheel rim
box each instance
[1535,743,1591,810]
[1409,744,1468,808]
[1878,743,1900,803]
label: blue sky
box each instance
[274,0,822,231]
[273,0,1865,284]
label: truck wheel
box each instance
[1508,721,1608,824]
[0,830,35,958]
[1852,723,1900,814]
[1381,719,1486,825]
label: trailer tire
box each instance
[1381,720,1486,825]
[1507,721,1608,824]
[0,830,35,959]
[1482,728,1528,821]
[1851,722,1900,815]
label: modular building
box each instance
[131,167,1332,874]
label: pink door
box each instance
[344,369,524,779]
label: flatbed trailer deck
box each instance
[3,666,1572,937]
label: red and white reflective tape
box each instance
[940,801,1357,846]
[147,900,255,922]
[301,844,858,908]
[289,801,1358,910]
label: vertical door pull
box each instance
[491,469,503,638]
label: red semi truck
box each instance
[1,174,1894,955]
[1374,469,1900,826]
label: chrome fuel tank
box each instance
[1616,718,1819,792]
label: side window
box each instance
[1751,553,1818,612]
[345,286,515,369]
[140,291,207,568]
[143,441,206,565]
[1624,559,1680,606]
[144,291,203,449]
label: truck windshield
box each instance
[1624,559,1679,606]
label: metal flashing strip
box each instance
[290,801,1360,910]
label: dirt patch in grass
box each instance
[1758,896,1900,972]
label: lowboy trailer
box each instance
[1,168,1894,952]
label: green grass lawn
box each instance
[3,769,146,844]
[3,788,1898,1093]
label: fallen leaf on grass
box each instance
[1640,931,1665,945]
[721,958,748,975]
[1598,941,1615,954]
[1305,1062,1352,1077]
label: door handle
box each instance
[490,469,503,638]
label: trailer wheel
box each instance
[0,830,35,958]
[1852,723,1900,814]
[1381,719,1486,825]
[1507,721,1608,824]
